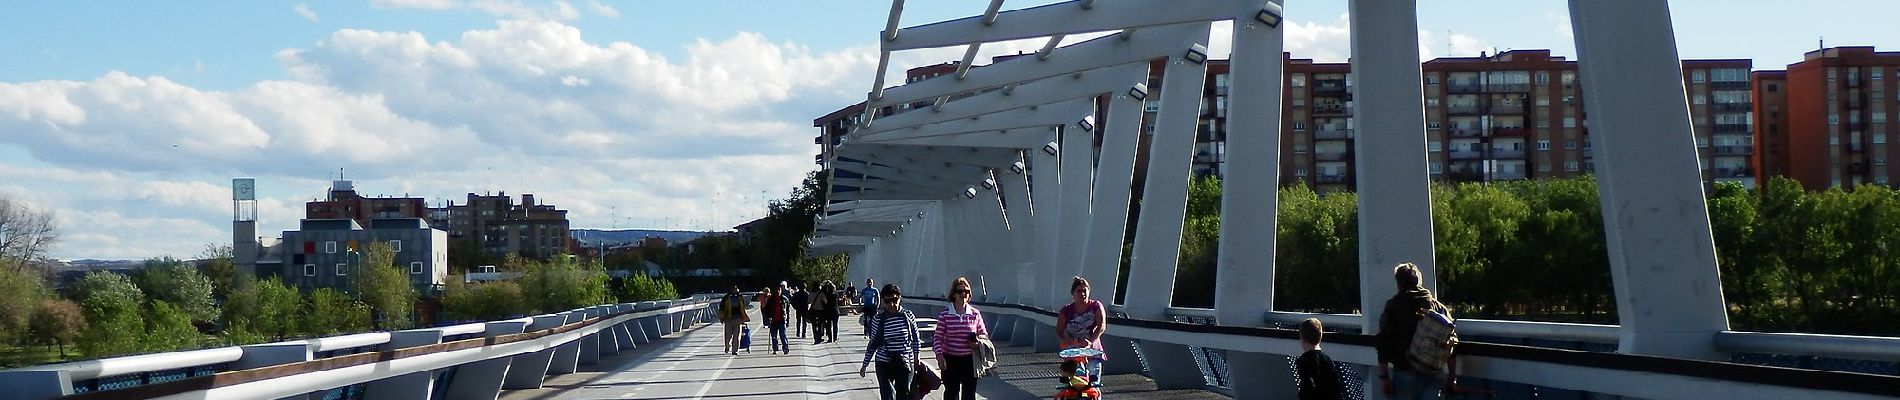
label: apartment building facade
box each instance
[304,180,430,226]
[1762,46,1900,189]
[273,218,449,292]
[429,192,572,260]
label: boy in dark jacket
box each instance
[1296,318,1342,400]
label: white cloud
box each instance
[0,19,876,259]
[372,0,584,21]
[1418,30,1492,60]
[587,0,619,19]
[1547,12,1573,42]
[293,3,319,22]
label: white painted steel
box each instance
[874,24,1204,109]
[1213,0,1284,327]
[1347,0,1438,339]
[1569,0,1730,360]
[1714,331,1900,362]
[307,332,393,353]
[8,346,244,381]
[1122,23,1213,320]
[1053,122,1093,308]
[1077,84,1147,305]
[881,0,1249,51]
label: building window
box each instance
[1563,117,1577,128]
[1691,70,1706,83]
[1829,114,1839,125]
[1877,158,1888,166]
[1566,161,1580,172]
[1294,122,1307,131]
[1537,140,1551,151]
[1291,75,1306,87]
[1292,98,1306,106]
[1564,140,1578,150]
[1537,98,1550,107]
[1427,141,1442,152]
[1562,95,1576,105]
[410,262,424,275]
[1874,69,1885,80]
[1692,94,1707,105]
[1535,72,1550,84]
[326,241,337,254]
[1767,84,1778,92]
[1424,76,1438,85]
[336,263,348,276]
[391,240,402,253]
[1427,121,1441,130]
[1294,167,1307,176]
[1875,112,1888,124]
[1539,162,1552,172]
[304,264,316,276]
[1876,134,1887,144]
[1828,69,1838,80]
[1426,98,1439,107]
[1430,162,1443,174]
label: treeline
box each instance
[1169,176,1900,336]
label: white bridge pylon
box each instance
[813,1,1729,399]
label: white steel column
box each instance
[1217,3,1296,400]
[1570,0,1728,360]
[1035,129,1071,352]
[1000,166,1036,303]
[1081,81,1149,305]
[1350,0,1439,334]
[1120,23,1215,390]
[1055,121,1094,307]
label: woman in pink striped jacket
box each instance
[934,276,989,400]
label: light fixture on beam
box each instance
[1256,5,1283,28]
[980,177,998,190]
[964,187,979,199]
[1129,83,1149,100]
[1009,161,1026,175]
[1042,142,1060,156]
[1077,116,1096,132]
[1184,43,1209,65]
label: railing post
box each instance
[442,320,528,400]
[549,312,587,374]
[639,302,664,343]
[501,315,569,389]
[363,329,443,400]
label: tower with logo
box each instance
[233,178,259,276]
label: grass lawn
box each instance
[0,344,77,368]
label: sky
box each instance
[0,0,1892,260]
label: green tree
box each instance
[442,277,526,321]
[137,257,218,323]
[354,242,417,330]
[1273,184,1358,313]
[74,272,146,357]
[0,194,59,268]
[28,299,84,356]
[220,275,263,344]
[791,254,848,290]
[196,244,236,300]
[142,301,200,352]
[305,288,370,336]
[253,277,305,341]
[520,255,611,313]
[448,238,499,274]
[617,273,680,302]
[0,264,46,345]
[1173,175,1222,308]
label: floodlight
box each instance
[1077,117,1096,132]
[1042,142,1060,156]
[1184,44,1209,64]
[1129,83,1149,100]
[981,177,998,190]
[1009,161,1027,175]
[964,187,979,199]
[1256,6,1283,28]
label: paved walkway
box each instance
[502,306,1228,399]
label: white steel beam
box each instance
[860,63,1147,137]
[1078,82,1148,306]
[882,0,1253,51]
[1350,0,1438,339]
[874,25,1198,109]
[1570,0,1728,360]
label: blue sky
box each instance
[0,0,1892,260]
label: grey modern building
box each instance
[266,218,449,292]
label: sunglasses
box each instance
[953,289,972,295]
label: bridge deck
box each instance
[500,307,1228,399]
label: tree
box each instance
[0,194,58,267]
[143,301,200,352]
[617,273,679,302]
[28,299,84,356]
[196,244,237,300]
[791,254,848,290]
[305,288,370,336]
[74,272,146,357]
[448,238,499,274]
[137,257,218,323]
[253,277,304,341]
[442,277,526,321]
[1173,175,1222,308]
[519,255,611,313]
[354,242,417,330]
[0,264,46,345]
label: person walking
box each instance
[858,278,880,336]
[761,285,791,354]
[791,284,811,339]
[934,277,989,400]
[832,283,847,341]
[718,286,750,355]
[811,281,836,344]
[1055,276,1108,386]
[859,284,920,400]
[1377,262,1452,400]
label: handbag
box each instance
[911,359,941,399]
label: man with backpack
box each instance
[719,286,751,356]
[1376,263,1456,400]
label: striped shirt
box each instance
[933,304,987,357]
[862,309,919,367]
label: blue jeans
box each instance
[1392,368,1445,400]
[875,359,914,400]
[769,321,790,353]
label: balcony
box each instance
[1489,83,1531,93]
[1449,128,1484,138]
[1709,167,1753,178]
[1493,170,1528,180]
[1711,81,1750,90]
[1711,103,1753,113]
[1712,123,1752,134]
[1312,104,1352,116]
[1489,104,1527,114]
[1315,174,1351,184]
[1446,104,1482,115]
[1492,127,1530,137]
[1313,80,1348,94]
[1447,83,1484,94]
[1711,145,1754,156]
[1489,149,1527,159]
[1847,77,1862,87]
[1447,170,1485,181]
[1315,151,1353,161]
[1449,150,1485,160]
[1313,129,1353,140]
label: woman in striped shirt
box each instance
[934,277,988,400]
[859,283,919,400]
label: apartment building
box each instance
[1762,46,1900,188]
[1753,70,1792,182]
[305,180,430,226]
[272,218,449,292]
[1684,59,1758,189]
[429,192,572,260]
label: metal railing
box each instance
[0,297,718,400]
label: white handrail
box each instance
[10,346,244,381]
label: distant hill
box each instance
[571,229,722,247]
